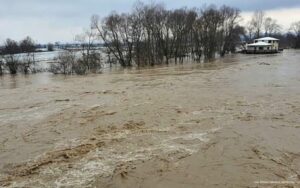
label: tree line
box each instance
[91,3,244,67]
[90,3,300,68]
[49,29,102,75]
[0,37,57,75]
[1,37,36,55]
[244,10,300,48]
[1,2,300,75]
[0,37,37,75]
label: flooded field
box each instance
[0,50,300,188]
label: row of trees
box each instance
[245,11,281,40]
[0,37,56,75]
[1,3,300,75]
[91,3,300,68]
[0,35,102,75]
[91,3,245,67]
[244,10,300,48]
[289,21,300,48]
[0,37,37,75]
[49,29,102,75]
[1,37,36,55]
[49,50,102,75]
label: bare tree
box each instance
[250,10,265,38]
[90,2,246,66]
[0,46,3,75]
[218,6,242,56]
[290,21,300,36]
[20,53,35,74]
[47,43,54,51]
[19,36,36,74]
[93,12,134,67]
[192,17,203,61]
[3,39,20,74]
[196,6,222,59]
[50,51,76,74]
[140,3,166,65]
[245,21,255,42]
[130,2,146,66]
[0,56,4,75]
[3,39,20,55]
[264,17,281,36]
[20,36,36,53]
[184,10,198,59]
[75,22,102,73]
[289,21,300,48]
[168,8,196,62]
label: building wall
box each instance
[273,41,279,50]
[254,40,279,50]
[247,46,270,51]
[246,45,279,53]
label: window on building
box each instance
[259,47,263,50]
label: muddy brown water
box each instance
[0,50,300,187]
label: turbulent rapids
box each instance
[0,50,300,188]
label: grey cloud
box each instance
[0,0,299,43]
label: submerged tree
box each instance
[130,2,146,66]
[20,53,35,74]
[0,37,38,74]
[3,39,20,74]
[93,13,134,67]
[90,2,245,67]
[0,57,4,75]
[168,8,197,62]
[218,5,243,56]
[75,23,102,73]
[20,36,36,74]
[50,51,76,75]
[197,6,222,59]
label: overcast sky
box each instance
[1,0,300,44]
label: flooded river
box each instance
[0,50,300,187]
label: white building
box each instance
[246,37,279,53]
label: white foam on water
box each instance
[54,160,113,188]
[7,127,221,188]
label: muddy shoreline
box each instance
[0,50,300,187]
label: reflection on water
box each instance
[0,50,299,90]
